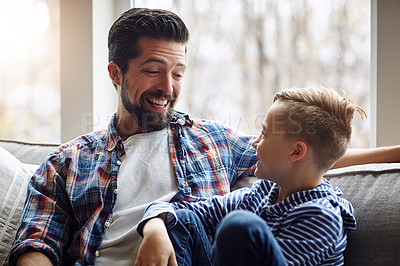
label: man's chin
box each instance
[131,109,173,132]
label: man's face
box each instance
[118,37,186,133]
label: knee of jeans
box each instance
[216,210,266,240]
[175,209,201,224]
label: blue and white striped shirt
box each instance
[140,178,356,265]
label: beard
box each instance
[120,77,176,132]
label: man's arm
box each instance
[332,145,400,169]
[16,251,53,266]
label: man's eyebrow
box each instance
[141,58,164,66]
[140,58,186,69]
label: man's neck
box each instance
[115,113,146,140]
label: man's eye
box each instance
[145,70,159,74]
[173,73,184,79]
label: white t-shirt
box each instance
[95,128,178,265]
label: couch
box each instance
[1,138,399,266]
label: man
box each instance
[10,8,400,266]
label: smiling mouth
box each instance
[146,96,169,108]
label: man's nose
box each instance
[157,74,174,95]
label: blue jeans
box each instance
[168,209,213,266]
[168,209,287,266]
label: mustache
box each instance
[141,90,176,101]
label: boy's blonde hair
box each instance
[273,87,366,170]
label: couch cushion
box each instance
[0,139,58,165]
[0,147,38,265]
[324,163,400,266]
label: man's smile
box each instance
[146,96,169,109]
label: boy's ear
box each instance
[289,141,308,162]
[108,61,122,87]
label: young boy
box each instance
[135,87,365,266]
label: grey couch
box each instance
[1,139,399,265]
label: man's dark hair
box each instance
[108,8,190,75]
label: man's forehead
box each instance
[138,37,186,56]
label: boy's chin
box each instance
[254,170,266,179]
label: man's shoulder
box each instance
[57,129,109,153]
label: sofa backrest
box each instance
[0,139,59,165]
[324,163,400,266]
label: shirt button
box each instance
[116,160,122,166]
[105,221,110,227]
[95,251,100,257]
[113,189,118,194]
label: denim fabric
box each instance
[169,209,287,266]
[212,210,287,266]
[168,209,212,266]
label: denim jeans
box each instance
[168,209,287,266]
[168,209,213,266]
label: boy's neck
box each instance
[274,170,325,204]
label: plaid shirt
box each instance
[10,111,257,265]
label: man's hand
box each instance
[134,215,177,266]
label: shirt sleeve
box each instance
[138,180,269,237]
[220,124,258,184]
[9,152,74,265]
[275,203,343,265]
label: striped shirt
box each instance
[10,111,257,265]
[141,179,356,265]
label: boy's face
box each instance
[252,101,294,180]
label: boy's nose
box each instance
[252,136,261,148]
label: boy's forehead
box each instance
[265,101,287,130]
[266,101,286,120]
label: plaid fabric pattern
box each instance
[9,111,257,265]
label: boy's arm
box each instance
[135,214,177,266]
[333,145,400,169]
[137,181,265,237]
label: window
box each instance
[5,1,396,147]
[0,0,60,143]
[135,0,371,147]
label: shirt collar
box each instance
[170,110,193,126]
[105,110,193,152]
[106,113,123,152]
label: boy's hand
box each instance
[134,215,177,266]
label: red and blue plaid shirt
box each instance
[10,111,257,265]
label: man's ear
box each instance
[108,61,122,87]
[289,141,308,162]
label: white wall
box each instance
[371,0,400,147]
[60,0,129,142]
